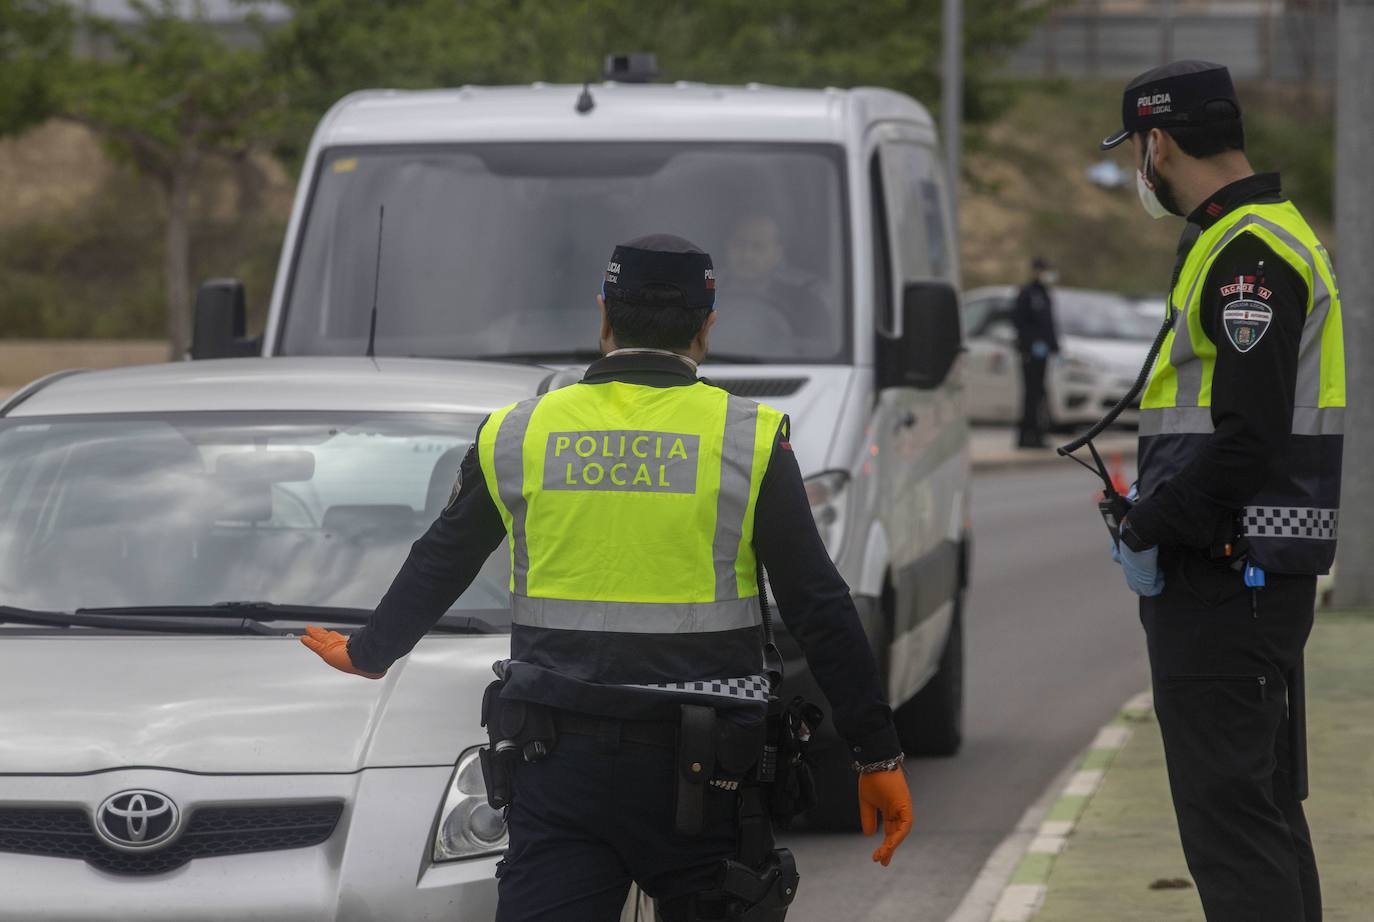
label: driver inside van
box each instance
[724,213,831,340]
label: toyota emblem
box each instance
[94,790,181,852]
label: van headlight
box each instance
[804,470,850,558]
[433,747,508,861]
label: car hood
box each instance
[0,633,509,775]
[1060,335,1154,377]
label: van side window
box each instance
[878,142,952,283]
[869,151,895,335]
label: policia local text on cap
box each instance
[302,234,913,920]
[1091,61,1345,922]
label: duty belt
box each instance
[553,710,678,749]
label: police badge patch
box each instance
[1223,299,1272,353]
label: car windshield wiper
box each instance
[76,602,508,635]
[0,604,285,635]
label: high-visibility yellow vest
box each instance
[1138,201,1345,574]
[478,377,786,699]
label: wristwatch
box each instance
[1119,517,1154,553]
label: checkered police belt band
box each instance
[627,675,771,702]
[1242,506,1339,541]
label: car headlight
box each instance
[804,470,850,558]
[433,747,508,861]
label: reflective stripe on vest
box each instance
[478,380,785,697]
[1137,201,1345,574]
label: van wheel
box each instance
[895,593,964,757]
[801,743,861,831]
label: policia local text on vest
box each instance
[1096,62,1345,922]
[302,234,913,920]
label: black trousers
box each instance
[495,722,739,922]
[1018,353,1049,447]
[1140,555,1320,922]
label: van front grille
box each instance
[0,802,343,875]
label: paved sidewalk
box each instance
[1029,611,1374,922]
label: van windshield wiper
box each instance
[76,602,508,635]
[470,350,602,365]
[0,604,284,635]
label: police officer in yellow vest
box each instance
[301,234,913,919]
[1100,62,1344,921]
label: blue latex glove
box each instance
[1110,538,1165,597]
[1031,341,1049,359]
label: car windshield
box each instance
[281,143,850,363]
[0,412,510,622]
[1053,290,1161,341]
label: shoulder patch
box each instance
[1222,299,1273,353]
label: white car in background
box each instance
[0,358,537,921]
[961,285,1158,430]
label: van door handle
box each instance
[896,411,917,430]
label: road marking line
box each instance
[1037,820,1073,838]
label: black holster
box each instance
[477,662,556,810]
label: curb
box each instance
[986,690,1154,922]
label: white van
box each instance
[194,69,972,820]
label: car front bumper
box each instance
[0,765,499,922]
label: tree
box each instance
[0,0,72,135]
[52,0,286,357]
[261,0,1046,169]
[1,2,286,350]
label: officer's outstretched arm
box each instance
[300,437,507,678]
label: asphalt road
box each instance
[780,463,1151,922]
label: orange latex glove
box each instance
[858,767,913,866]
[300,625,385,679]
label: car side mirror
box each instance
[877,281,963,390]
[190,279,261,360]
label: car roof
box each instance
[3,357,550,418]
[316,83,933,147]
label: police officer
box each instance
[1012,257,1061,448]
[301,234,913,920]
[1101,62,1345,921]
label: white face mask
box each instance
[1136,137,1171,220]
[1040,269,1060,286]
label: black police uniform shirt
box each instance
[1126,173,1308,553]
[347,350,903,765]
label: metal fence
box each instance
[1004,1,1336,82]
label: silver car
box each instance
[0,357,552,921]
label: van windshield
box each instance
[281,143,850,363]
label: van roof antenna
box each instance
[576,82,595,114]
[366,204,384,360]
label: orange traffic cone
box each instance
[1109,452,1131,495]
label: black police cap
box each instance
[1100,60,1241,150]
[603,234,716,311]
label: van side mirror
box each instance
[191,279,261,360]
[876,282,963,390]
